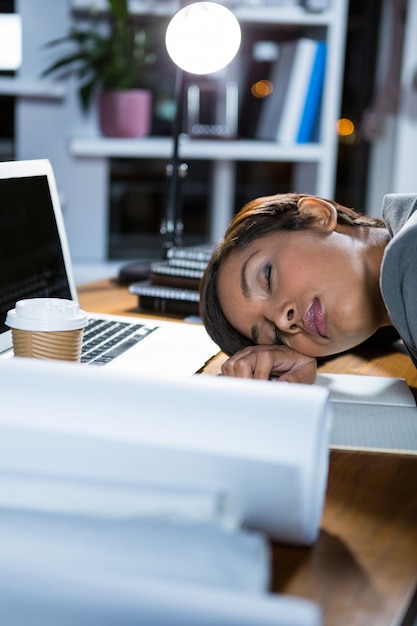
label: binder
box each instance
[166,244,214,263]
[276,39,326,144]
[150,261,203,290]
[239,40,280,139]
[129,280,201,316]
[255,39,298,141]
[130,245,212,316]
[297,41,327,143]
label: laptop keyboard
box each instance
[81,318,156,366]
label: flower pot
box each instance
[98,89,152,138]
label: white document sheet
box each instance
[0,508,270,594]
[315,373,417,454]
[0,357,329,626]
[0,357,331,546]
[1,566,322,626]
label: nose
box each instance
[269,302,299,334]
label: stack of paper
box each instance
[0,357,330,625]
[316,373,417,453]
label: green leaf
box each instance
[108,0,128,21]
[39,0,159,111]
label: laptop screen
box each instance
[0,174,72,336]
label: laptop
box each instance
[0,159,219,376]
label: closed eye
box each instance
[264,265,281,344]
[264,263,272,293]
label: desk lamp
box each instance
[119,2,241,283]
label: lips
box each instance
[304,298,328,338]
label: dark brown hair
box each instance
[199,193,385,356]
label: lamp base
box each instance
[117,259,153,285]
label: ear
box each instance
[297,196,338,232]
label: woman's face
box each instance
[217,225,386,358]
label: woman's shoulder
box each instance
[381,201,417,283]
[382,193,417,235]
[380,202,417,367]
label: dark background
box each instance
[0,1,383,259]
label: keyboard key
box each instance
[80,318,156,366]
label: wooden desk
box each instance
[79,279,417,626]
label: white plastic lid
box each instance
[5,298,88,332]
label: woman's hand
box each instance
[221,344,317,384]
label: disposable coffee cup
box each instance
[5,298,88,362]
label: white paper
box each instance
[315,373,416,406]
[0,357,332,546]
[0,473,234,527]
[330,403,417,453]
[0,508,270,594]
[316,373,417,453]
[1,568,321,626]
[0,358,328,625]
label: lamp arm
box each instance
[160,66,188,255]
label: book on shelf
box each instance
[276,38,327,144]
[295,40,327,143]
[238,40,280,139]
[255,39,298,141]
[255,37,326,144]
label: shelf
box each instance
[0,77,66,99]
[228,5,335,26]
[15,0,347,261]
[69,135,324,162]
[70,0,335,26]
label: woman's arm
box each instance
[221,344,317,384]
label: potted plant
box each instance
[42,0,158,137]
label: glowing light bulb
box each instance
[165,2,241,75]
